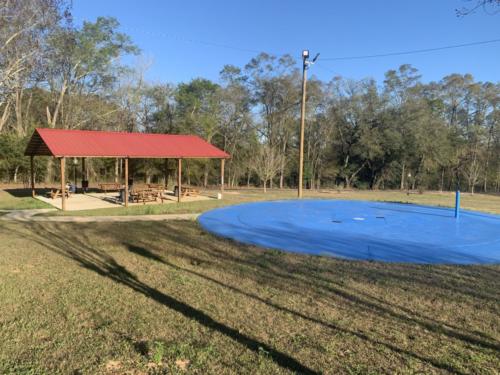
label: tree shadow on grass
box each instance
[124,224,500,357]
[20,223,319,375]
[122,221,500,353]
[12,221,499,374]
[122,242,481,374]
[3,188,32,197]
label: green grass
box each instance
[0,188,51,210]
[0,220,499,374]
[43,189,500,216]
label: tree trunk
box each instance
[263,179,267,193]
[45,158,53,184]
[203,162,209,188]
[0,101,11,132]
[400,162,405,190]
[13,165,19,183]
[47,78,67,128]
[440,168,445,193]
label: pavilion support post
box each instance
[81,157,87,193]
[124,158,129,208]
[81,157,86,178]
[30,156,35,197]
[60,157,66,211]
[220,158,225,199]
[177,158,182,203]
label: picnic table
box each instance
[99,183,122,193]
[129,187,163,204]
[46,188,71,199]
[174,185,199,198]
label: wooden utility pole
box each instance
[60,157,66,211]
[298,50,319,198]
[298,50,309,198]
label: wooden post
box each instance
[298,51,308,198]
[60,157,66,211]
[81,157,87,193]
[81,157,86,178]
[177,158,182,203]
[220,158,225,198]
[124,158,129,208]
[30,156,35,197]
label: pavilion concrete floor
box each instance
[35,191,212,211]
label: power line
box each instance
[123,26,265,54]
[320,38,500,61]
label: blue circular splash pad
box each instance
[198,200,500,264]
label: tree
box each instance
[456,0,500,16]
[175,78,222,187]
[44,16,139,130]
[251,144,284,193]
[245,53,300,188]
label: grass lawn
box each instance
[41,189,500,216]
[0,219,499,374]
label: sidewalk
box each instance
[0,209,199,222]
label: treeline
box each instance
[1,1,499,193]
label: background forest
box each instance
[1,0,499,193]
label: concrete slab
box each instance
[35,191,213,211]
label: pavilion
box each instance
[24,128,230,211]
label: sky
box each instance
[72,0,500,85]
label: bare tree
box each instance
[456,0,500,16]
[251,144,284,193]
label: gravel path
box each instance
[0,209,199,222]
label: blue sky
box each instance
[72,0,500,84]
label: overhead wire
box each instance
[320,38,500,61]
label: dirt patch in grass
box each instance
[0,220,498,374]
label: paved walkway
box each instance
[0,209,199,222]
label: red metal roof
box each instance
[25,128,230,159]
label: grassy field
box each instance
[0,188,499,373]
[38,188,500,216]
[0,220,499,374]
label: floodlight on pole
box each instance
[298,49,319,198]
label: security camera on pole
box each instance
[298,50,319,198]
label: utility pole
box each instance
[298,50,319,198]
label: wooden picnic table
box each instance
[129,187,163,204]
[99,183,122,193]
[46,188,71,199]
[174,185,199,198]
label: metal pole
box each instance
[298,52,308,198]
[455,190,460,219]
